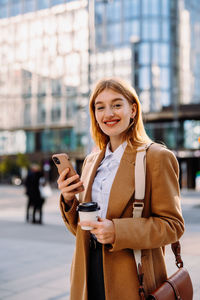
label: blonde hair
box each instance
[89,77,151,149]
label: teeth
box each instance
[105,121,119,124]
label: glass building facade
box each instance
[0,0,89,158]
[0,0,200,187]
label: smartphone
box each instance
[52,153,84,192]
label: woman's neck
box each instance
[109,137,124,152]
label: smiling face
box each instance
[94,88,137,150]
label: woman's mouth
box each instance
[104,120,120,127]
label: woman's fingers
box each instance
[79,219,115,244]
[57,168,70,184]
[61,180,84,193]
[57,168,84,202]
[58,173,81,189]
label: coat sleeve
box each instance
[59,156,88,236]
[110,146,185,252]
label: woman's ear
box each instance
[131,103,137,119]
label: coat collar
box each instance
[81,144,137,219]
[106,144,136,219]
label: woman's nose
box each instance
[104,106,114,117]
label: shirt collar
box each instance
[105,141,127,163]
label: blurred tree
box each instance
[0,157,18,176]
[16,153,30,169]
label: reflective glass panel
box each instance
[151,0,160,15]
[26,131,35,153]
[24,103,31,125]
[0,5,8,18]
[162,19,170,41]
[37,98,46,123]
[50,0,64,7]
[95,3,104,25]
[139,67,150,89]
[184,120,200,149]
[10,0,21,17]
[107,23,121,45]
[142,0,149,15]
[106,0,121,22]
[160,67,170,89]
[150,19,160,40]
[124,20,139,43]
[37,0,49,9]
[152,43,170,65]
[142,19,149,39]
[161,91,170,106]
[96,26,103,47]
[51,98,61,122]
[23,0,35,13]
[124,0,139,18]
[139,43,150,64]
[162,0,170,16]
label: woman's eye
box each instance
[96,106,104,111]
[113,104,122,108]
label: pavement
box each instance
[0,185,200,300]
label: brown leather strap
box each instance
[171,241,184,268]
[166,279,182,300]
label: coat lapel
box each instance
[81,149,106,202]
[106,145,137,219]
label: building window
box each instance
[142,19,160,41]
[95,2,104,25]
[150,0,160,16]
[24,102,31,125]
[141,19,149,40]
[162,19,170,41]
[96,26,103,47]
[37,0,49,10]
[26,131,35,153]
[139,67,150,89]
[51,79,61,96]
[107,23,121,45]
[50,0,64,7]
[41,129,75,152]
[161,91,170,106]
[152,43,170,65]
[123,20,140,43]
[160,67,170,89]
[9,0,21,17]
[123,0,139,18]
[106,0,121,23]
[139,43,150,64]
[37,99,46,124]
[23,0,35,13]
[66,97,75,120]
[51,98,61,122]
[162,0,170,16]
[184,120,200,149]
[0,4,8,19]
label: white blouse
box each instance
[91,141,127,219]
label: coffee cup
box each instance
[77,202,100,230]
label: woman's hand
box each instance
[57,168,84,202]
[79,217,116,244]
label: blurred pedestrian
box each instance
[57,78,184,300]
[25,163,45,224]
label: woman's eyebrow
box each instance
[95,98,124,105]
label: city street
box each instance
[0,185,199,300]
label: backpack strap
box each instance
[133,142,184,299]
[133,142,153,298]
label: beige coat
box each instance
[60,143,184,300]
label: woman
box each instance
[57,78,184,300]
